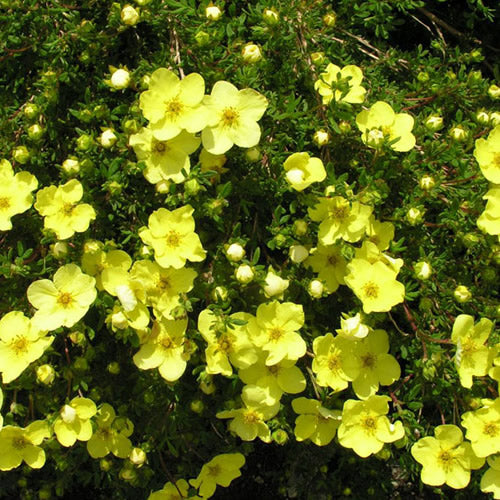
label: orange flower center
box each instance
[217,335,233,353]
[165,98,184,118]
[207,464,221,477]
[327,353,340,371]
[57,292,74,307]
[327,255,338,266]
[243,410,260,424]
[221,107,239,127]
[0,197,10,210]
[11,335,30,355]
[329,204,349,221]
[483,422,499,437]
[63,203,74,216]
[166,231,181,248]
[153,141,168,154]
[361,415,377,434]
[362,281,379,299]
[361,353,376,368]
[12,436,29,450]
[268,327,283,342]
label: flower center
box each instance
[12,436,29,450]
[329,202,349,221]
[362,281,379,299]
[63,203,74,216]
[160,336,174,350]
[361,353,376,368]
[483,422,499,437]
[327,255,338,266]
[0,197,10,210]
[437,450,454,471]
[243,409,260,424]
[268,327,283,342]
[493,152,500,168]
[57,292,74,307]
[165,98,183,119]
[166,231,181,248]
[361,415,377,434]
[217,335,233,353]
[221,107,239,127]
[207,464,221,477]
[158,277,171,290]
[327,353,340,372]
[11,335,30,355]
[153,141,168,154]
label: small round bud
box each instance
[235,264,254,284]
[76,134,93,151]
[323,11,337,26]
[226,243,245,262]
[23,103,39,120]
[449,125,468,142]
[73,357,88,372]
[293,219,308,236]
[107,181,123,196]
[199,376,216,395]
[60,404,77,424]
[488,84,500,100]
[190,400,204,414]
[414,261,432,280]
[462,232,480,248]
[99,128,117,148]
[272,429,288,445]
[289,245,308,263]
[310,52,325,65]
[313,129,330,146]
[241,43,262,63]
[424,115,444,131]
[490,111,500,126]
[308,279,324,299]
[211,286,228,302]
[475,109,490,125]
[263,7,279,25]
[263,270,289,297]
[205,3,222,21]
[12,145,31,164]
[184,178,201,196]
[121,4,140,26]
[107,361,120,375]
[50,242,69,259]
[129,447,147,466]
[194,31,210,46]
[375,447,391,460]
[454,285,472,303]
[419,175,435,191]
[417,71,429,83]
[468,70,482,84]
[28,123,44,141]
[245,147,261,162]
[36,364,56,385]
[338,120,351,134]
[155,180,170,193]
[100,458,113,471]
[324,184,336,196]
[406,207,424,225]
[119,465,137,481]
[110,68,131,90]
[111,310,129,330]
[61,157,80,175]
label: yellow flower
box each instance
[477,186,500,236]
[283,152,326,191]
[262,268,289,298]
[202,81,268,154]
[140,68,209,141]
[148,479,198,500]
[247,301,306,366]
[451,314,493,388]
[365,217,395,250]
[462,398,500,458]
[190,453,245,498]
[0,311,54,384]
[27,264,97,331]
[0,388,3,429]
[308,196,373,245]
[81,246,132,291]
[0,421,50,470]
[481,456,500,498]
[338,395,404,457]
[474,124,500,183]
[292,397,342,446]
[0,159,38,230]
[198,310,257,377]
[86,403,133,459]
[54,397,97,447]
[139,205,206,269]
[34,179,96,240]
[314,64,366,105]
[133,317,188,382]
[216,385,279,442]
[344,259,405,313]
[411,424,484,489]
[356,101,416,152]
[305,244,347,293]
[129,127,200,184]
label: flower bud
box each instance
[310,52,325,65]
[323,11,337,26]
[110,68,131,90]
[337,313,369,339]
[36,364,56,385]
[190,399,204,414]
[313,129,330,146]
[211,286,228,302]
[454,285,471,303]
[289,245,308,263]
[23,103,39,120]
[241,43,262,63]
[119,464,137,481]
[263,7,279,25]
[488,84,500,100]
[99,128,117,148]
[468,70,482,84]
[50,242,69,259]
[61,157,80,175]
[263,270,289,297]
[417,71,429,83]
[475,109,490,125]
[406,207,424,225]
[308,279,324,299]
[61,404,77,424]
[424,115,444,131]
[199,374,216,394]
[12,145,31,164]
[490,111,500,126]
[129,447,147,466]
[338,120,351,134]
[155,180,170,193]
[205,3,222,21]
[419,297,433,312]
[184,178,201,196]
[111,310,129,330]
[28,123,44,141]
[235,264,254,284]
[76,134,93,151]
[195,31,210,46]
[449,125,468,142]
[134,0,151,5]
[121,4,140,26]
[272,429,288,445]
[414,261,432,280]
[419,175,435,191]
[107,361,120,375]
[293,219,308,236]
[226,243,245,262]
[100,458,113,471]
[245,147,261,162]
